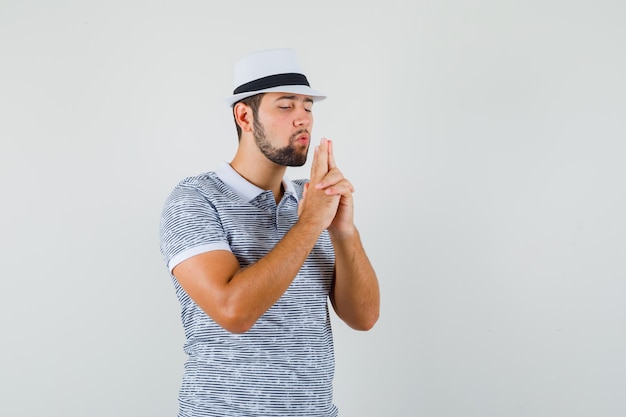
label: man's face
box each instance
[252,92,314,167]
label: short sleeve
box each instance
[159,184,231,273]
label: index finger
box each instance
[310,138,329,182]
[327,139,337,170]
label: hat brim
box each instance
[224,85,326,107]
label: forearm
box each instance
[225,219,325,330]
[330,227,380,330]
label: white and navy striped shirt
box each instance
[160,162,338,417]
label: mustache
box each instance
[290,129,310,142]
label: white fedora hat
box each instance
[224,48,326,107]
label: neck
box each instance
[230,148,287,204]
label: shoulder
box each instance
[164,171,233,203]
[173,171,218,193]
[161,172,221,215]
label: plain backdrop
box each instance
[1,1,625,416]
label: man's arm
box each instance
[172,219,325,334]
[309,139,380,330]
[329,228,380,331]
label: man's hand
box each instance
[299,138,355,236]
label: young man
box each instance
[160,48,380,417]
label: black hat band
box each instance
[233,73,310,95]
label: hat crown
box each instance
[233,48,304,90]
[224,48,325,107]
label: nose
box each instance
[293,104,312,127]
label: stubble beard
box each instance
[253,118,309,167]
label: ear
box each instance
[233,102,253,133]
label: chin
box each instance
[287,156,308,167]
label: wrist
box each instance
[328,224,358,241]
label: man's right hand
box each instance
[298,138,354,232]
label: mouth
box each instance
[293,131,310,146]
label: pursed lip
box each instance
[294,132,310,145]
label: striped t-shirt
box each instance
[159,162,338,417]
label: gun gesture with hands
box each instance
[299,138,356,238]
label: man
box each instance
[159,48,380,417]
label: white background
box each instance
[1,1,625,416]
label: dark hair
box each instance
[233,94,264,140]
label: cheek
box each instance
[257,110,288,128]
[260,115,290,133]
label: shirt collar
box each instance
[215,162,299,203]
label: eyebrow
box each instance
[275,95,314,104]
